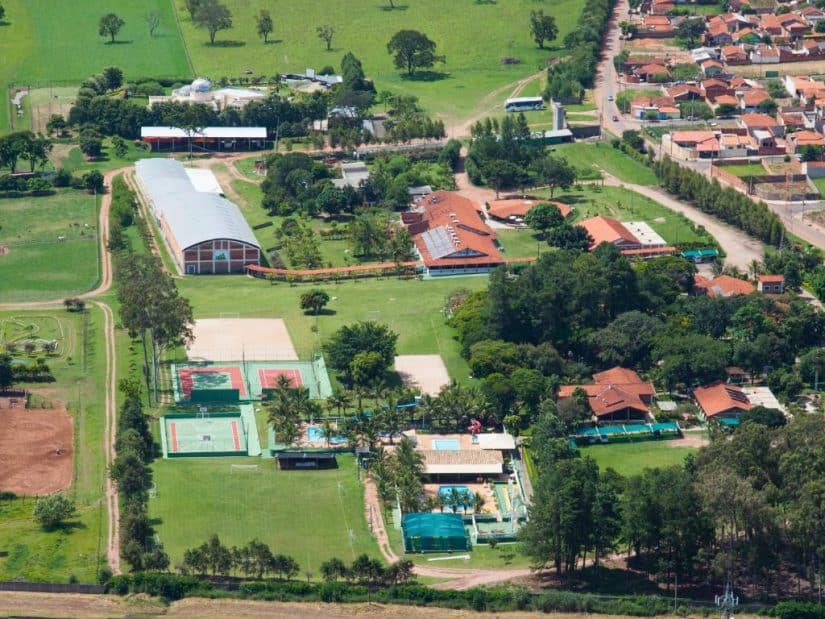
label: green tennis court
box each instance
[162,412,251,458]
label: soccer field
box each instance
[578,441,698,477]
[150,455,381,572]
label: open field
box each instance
[175,276,486,383]
[0,0,191,132]
[173,0,584,123]
[554,143,658,186]
[0,308,108,582]
[496,229,543,260]
[535,185,717,246]
[0,191,99,303]
[578,441,698,477]
[150,455,380,572]
[813,178,825,197]
[721,163,767,179]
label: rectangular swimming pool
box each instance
[432,438,461,450]
[306,425,347,445]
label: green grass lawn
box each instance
[0,191,100,303]
[813,177,825,197]
[150,455,380,572]
[0,308,109,582]
[554,143,658,186]
[173,0,582,123]
[721,163,767,178]
[578,441,698,477]
[176,275,486,383]
[496,229,543,260]
[0,0,191,133]
[534,185,717,246]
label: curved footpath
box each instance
[0,167,124,573]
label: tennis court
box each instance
[161,412,256,458]
[172,357,333,403]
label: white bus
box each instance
[503,97,544,112]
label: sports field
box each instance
[579,441,698,477]
[175,276,488,383]
[0,0,191,132]
[150,455,381,572]
[0,191,100,303]
[173,0,583,122]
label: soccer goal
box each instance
[230,464,260,473]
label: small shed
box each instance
[402,512,471,553]
[275,451,337,470]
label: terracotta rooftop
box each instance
[558,366,655,418]
[487,199,571,220]
[694,274,755,297]
[579,216,639,250]
[740,113,779,127]
[409,191,503,269]
[758,274,785,283]
[742,89,771,106]
[791,129,825,146]
[671,130,718,144]
[693,381,752,418]
[715,94,739,105]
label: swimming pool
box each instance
[306,425,347,444]
[432,438,461,450]
[438,485,472,511]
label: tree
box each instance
[387,30,444,76]
[350,351,386,388]
[145,11,161,36]
[529,10,558,49]
[79,131,103,158]
[0,4,5,23]
[255,9,273,43]
[546,223,592,251]
[34,493,76,530]
[483,159,521,198]
[321,557,348,582]
[299,289,330,315]
[316,24,335,51]
[741,405,786,428]
[0,354,14,391]
[194,0,233,45]
[675,18,705,48]
[525,203,566,237]
[531,156,577,197]
[323,322,398,383]
[46,115,67,136]
[102,66,124,91]
[83,170,104,193]
[98,13,125,44]
[184,0,201,20]
[112,135,128,158]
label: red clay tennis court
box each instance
[176,366,248,399]
[258,368,303,390]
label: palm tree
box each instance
[320,418,334,448]
[326,388,351,416]
[473,491,485,514]
[449,487,462,514]
[434,493,446,513]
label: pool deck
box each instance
[406,431,481,451]
[424,482,497,515]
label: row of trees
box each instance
[655,156,784,246]
[544,0,617,102]
[110,378,169,572]
[179,535,298,579]
[0,131,52,174]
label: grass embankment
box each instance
[554,143,658,186]
[0,0,190,133]
[173,0,584,123]
[0,191,100,303]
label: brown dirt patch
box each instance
[0,244,8,256]
[0,401,73,495]
[394,355,450,396]
[187,318,298,362]
[667,432,709,448]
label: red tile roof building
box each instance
[694,274,756,297]
[559,367,655,421]
[486,199,571,223]
[693,381,752,419]
[404,191,503,275]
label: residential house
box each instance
[778,13,811,39]
[693,381,752,421]
[692,46,721,63]
[759,13,783,36]
[702,78,733,101]
[631,95,680,119]
[701,59,726,77]
[779,111,807,132]
[635,63,671,82]
[558,367,656,423]
[641,14,676,36]
[789,129,825,151]
[721,44,749,63]
[694,274,756,297]
[801,5,825,26]
[740,88,772,112]
[579,215,675,256]
[666,84,703,101]
[650,0,675,15]
[750,44,781,64]
[739,113,785,137]
[733,27,764,46]
[403,191,504,276]
[706,17,734,45]
[757,274,785,293]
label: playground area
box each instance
[394,355,451,396]
[0,399,73,495]
[186,318,298,362]
[171,357,332,403]
[161,407,262,458]
[0,315,64,356]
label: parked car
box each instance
[612,115,619,121]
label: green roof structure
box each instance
[402,512,471,553]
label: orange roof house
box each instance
[405,191,503,275]
[559,367,655,421]
[694,274,755,297]
[790,129,825,150]
[757,274,785,293]
[693,381,752,419]
[487,199,571,223]
[580,216,640,250]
